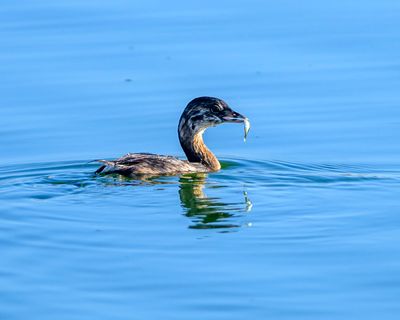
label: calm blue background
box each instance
[0,1,399,319]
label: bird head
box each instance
[179,97,249,135]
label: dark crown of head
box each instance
[186,96,229,113]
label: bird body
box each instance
[95,153,209,176]
[95,97,249,177]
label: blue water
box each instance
[1,1,400,319]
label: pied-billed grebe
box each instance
[95,96,250,176]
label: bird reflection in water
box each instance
[95,171,252,230]
[178,173,252,230]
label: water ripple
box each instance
[1,158,398,197]
[219,158,400,187]
[0,158,398,233]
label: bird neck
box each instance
[179,129,221,171]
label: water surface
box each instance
[1,1,400,319]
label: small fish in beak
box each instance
[243,118,250,142]
[221,110,250,142]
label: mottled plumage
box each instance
[95,153,207,176]
[95,97,248,177]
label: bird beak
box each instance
[221,110,251,142]
[222,111,247,123]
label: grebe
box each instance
[95,96,250,176]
